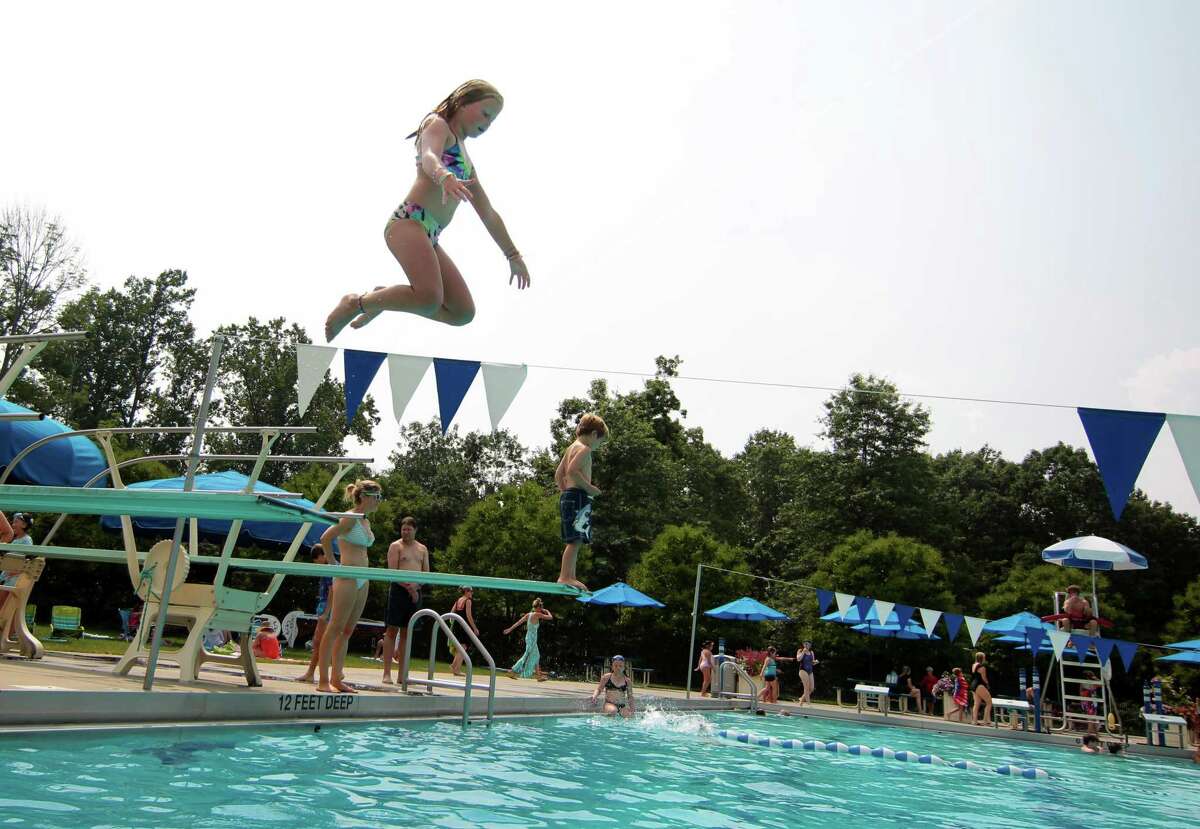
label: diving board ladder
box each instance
[403,608,497,727]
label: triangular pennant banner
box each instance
[1077,407,1166,520]
[1093,638,1116,667]
[1167,414,1200,506]
[893,604,915,629]
[386,354,432,423]
[963,616,987,646]
[874,600,895,627]
[1113,640,1138,671]
[296,344,337,417]
[432,358,481,434]
[1072,634,1094,662]
[343,349,387,424]
[1047,629,1071,661]
[834,592,854,619]
[481,363,527,431]
[918,608,942,638]
[816,589,834,615]
[943,613,964,642]
[1025,626,1045,658]
[853,595,874,623]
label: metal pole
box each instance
[143,335,224,690]
[686,563,702,700]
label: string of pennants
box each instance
[295,345,527,433]
[814,589,1141,671]
[1077,409,1200,520]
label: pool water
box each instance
[3,709,1197,828]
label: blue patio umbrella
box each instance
[1155,651,1200,665]
[0,399,107,486]
[100,470,327,548]
[1042,535,1148,599]
[577,581,665,607]
[1165,639,1200,650]
[982,611,1054,637]
[851,620,941,640]
[705,597,789,622]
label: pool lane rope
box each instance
[714,730,1050,781]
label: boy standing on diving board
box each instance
[554,413,608,591]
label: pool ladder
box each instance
[716,659,759,713]
[402,609,496,727]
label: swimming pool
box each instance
[3,710,1196,828]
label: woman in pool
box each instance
[696,640,715,697]
[758,647,781,703]
[505,597,553,681]
[795,641,818,705]
[969,651,993,726]
[316,480,382,694]
[591,654,636,718]
[324,79,530,341]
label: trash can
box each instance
[713,654,735,697]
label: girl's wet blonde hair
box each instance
[345,479,382,505]
[407,79,504,144]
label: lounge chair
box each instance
[1,554,47,658]
[48,605,86,640]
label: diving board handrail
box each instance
[0,330,87,398]
[0,425,319,486]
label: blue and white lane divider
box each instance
[714,730,1050,780]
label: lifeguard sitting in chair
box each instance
[1042,585,1112,637]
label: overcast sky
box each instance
[4,1,1198,518]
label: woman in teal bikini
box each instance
[316,479,382,694]
[324,79,530,340]
[505,598,553,680]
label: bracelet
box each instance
[435,168,454,186]
[505,250,522,261]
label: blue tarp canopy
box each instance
[704,597,789,622]
[850,620,940,640]
[100,470,327,548]
[982,611,1055,637]
[577,582,665,607]
[0,400,107,486]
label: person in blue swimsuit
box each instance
[324,79,530,340]
[758,647,781,703]
[316,480,382,694]
[795,641,818,705]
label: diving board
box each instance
[0,542,585,596]
[0,485,340,526]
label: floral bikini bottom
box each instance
[390,201,444,246]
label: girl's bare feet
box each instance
[332,679,358,694]
[557,577,589,592]
[349,286,386,329]
[316,683,336,693]
[296,673,315,684]
[325,293,361,342]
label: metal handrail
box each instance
[0,425,318,485]
[0,331,88,345]
[717,659,759,712]
[402,608,496,726]
[428,610,497,723]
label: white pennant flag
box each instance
[1047,629,1071,660]
[1168,414,1200,505]
[874,600,895,627]
[386,354,432,423]
[296,344,337,417]
[964,616,987,646]
[481,362,528,431]
[834,592,854,619]
[919,608,942,638]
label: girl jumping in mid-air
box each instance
[325,79,529,341]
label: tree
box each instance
[0,205,87,374]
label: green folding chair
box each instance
[24,603,36,628]
[48,605,85,640]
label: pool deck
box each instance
[1,652,1195,761]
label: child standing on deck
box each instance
[554,413,608,591]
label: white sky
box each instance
[3,0,1198,518]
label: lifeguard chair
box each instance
[1044,588,1121,736]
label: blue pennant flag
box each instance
[1077,408,1166,521]
[1113,640,1138,671]
[816,589,834,615]
[853,595,874,622]
[1026,626,1045,658]
[1093,638,1116,667]
[1072,635,1094,662]
[943,613,964,642]
[343,349,388,425]
[893,604,915,628]
[433,358,482,434]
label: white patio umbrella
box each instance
[1041,535,1148,598]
